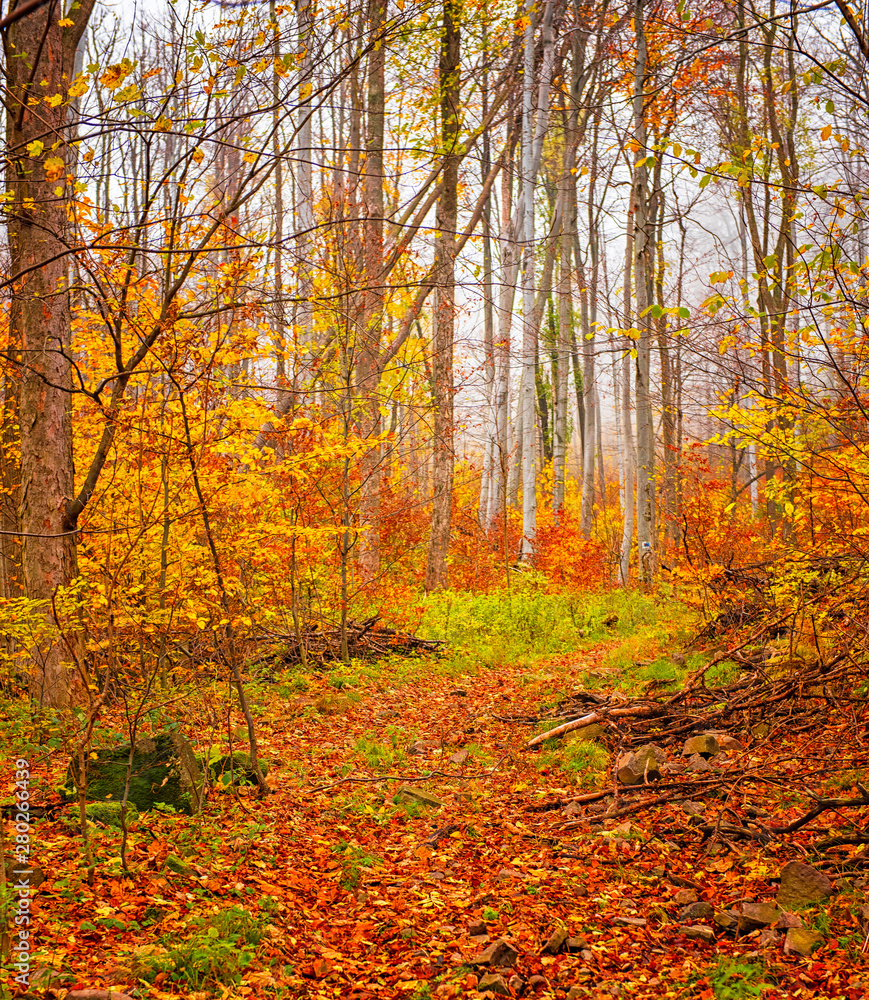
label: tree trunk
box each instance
[5,2,95,707]
[425,0,460,592]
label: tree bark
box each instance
[4,0,96,707]
[425,0,460,593]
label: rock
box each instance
[757,929,781,947]
[528,975,547,989]
[542,926,568,954]
[478,974,510,996]
[776,861,833,908]
[580,949,594,961]
[86,801,139,829]
[64,993,136,1000]
[563,801,583,818]
[714,910,739,931]
[4,857,45,888]
[471,938,519,967]
[751,722,770,739]
[683,925,715,943]
[206,752,268,788]
[738,902,781,931]
[395,785,444,809]
[564,936,589,952]
[468,920,488,936]
[613,916,646,927]
[63,729,203,814]
[164,853,193,876]
[509,975,525,994]
[566,988,585,1000]
[783,927,824,956]
[30,966,75,988]
[679,901,714,921]
[564,724,607,744]
[716,735,743,752]
[674,889,699,905]
[685,753,712,773]
[671,653,687,666]
[683,735,719,758]
[775,911,805,930]
[449,748,469,765]
[616,744,664,784]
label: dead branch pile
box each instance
[523,650,862,749]
[253,615,445,668]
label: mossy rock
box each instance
[63,730,203,815]
[86,801,140,829]
[206,751,269,788]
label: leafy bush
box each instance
[132,906,265,989]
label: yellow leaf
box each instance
[58,17,74,27]
[192,147,204,165]
[44,93,63,107]
[153,115,173,133]
[26,140,44,158]
[820,124,832,141]
[68,75,90,98]
[82,148,95,163]
[44,156,65,181]
[242,151,257,164]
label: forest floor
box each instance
[4,595,869,1000]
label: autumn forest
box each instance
[1,0,868,997]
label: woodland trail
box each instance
[238,642,865,1000]
[19,636,868,1000]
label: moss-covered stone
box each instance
[86,801,140,828]
[63,730,203,815]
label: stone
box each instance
[65,993,136,1000]
[738,902,781,931]
[716,735,743,752]
[776,861,833,908]
[613,916,646,927]
[775,911,805,930]
[685,753,712,773]
[714,910,739,931]
[671,653,687,666]
[616,744,663,784]
[4,857,45,888]
[674,889,699,905]
[30,966,75,989]
[679,901,713,921]
[508,975,525,994]
[85,801,139,829]
[683,925,715,943]
[563,801,584,818]
[468,920,488,936]
[541,926,568,954]
[757,929,781,947]
[206,751,269,788]
[751,722,770,739]
[564,723,607,744]
[471,938,519,967]
[395,786,444,809]
[478,973,510,996]
[783,927,824,956]
[683,735,719,758]
[528,975,547,989]
[449,748,469,765]
[62,730,203,814]
[564,936,589,952]
[566,988,585,1000]
[164,853,193,876]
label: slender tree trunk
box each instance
[631,0,655,585]
[620,216,636,586]
[425,0,460,592]
[357,0,387,583]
